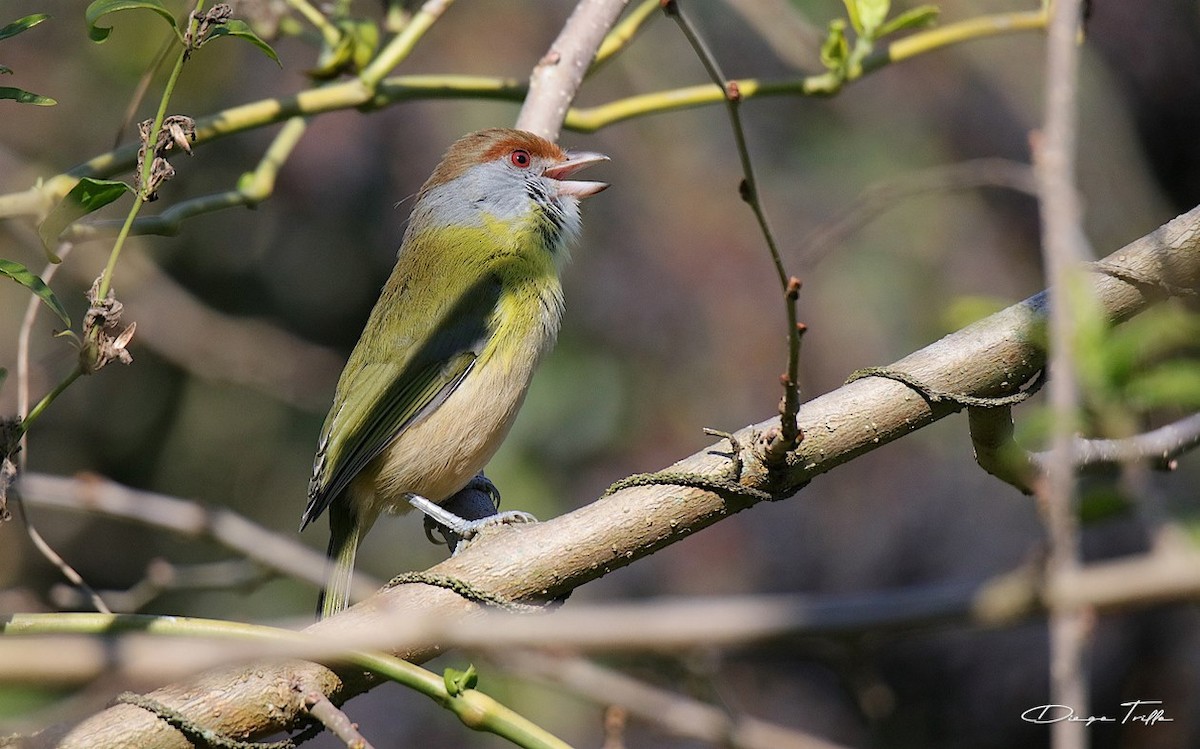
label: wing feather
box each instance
[301,272,502,528]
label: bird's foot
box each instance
[411,486,536,554]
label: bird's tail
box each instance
[318,502,363,619]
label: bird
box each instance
[300,128,608,619]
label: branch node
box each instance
[724,79,741,102]
[785,275,802,300]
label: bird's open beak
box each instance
[544,151,609,199]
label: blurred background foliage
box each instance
[2,0,1200,747]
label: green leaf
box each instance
[820,19,850,73]
[85,0,179,43]
[0,13,49,42]
[38,178,132,261]
[204,19,281,66]
[0,258,70,329]
[840,0,861,34]
[0,65,12,75]
[442,664,478,697]
[876,5,940,38]
[345,19,378,72]
[855,0,891,37]
[0,87,56,106]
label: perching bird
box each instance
[301,128,608,618]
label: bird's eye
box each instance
[510,149,531,168]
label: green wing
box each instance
[301,273,502,529]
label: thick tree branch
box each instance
[32,199,1200,749]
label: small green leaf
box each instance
[443,664,478,697]
[204,19,281,66]
[38,178,132,261]
[0,14,49,42]
[0,65,12,75]
[346,19,378,72]
[0,87,56,106]
[855,0,891,37]
[820,19,850,73]
[0,258,70,329]
[876,5,939,38]
[840,0,861,34]
[85,0,179,43]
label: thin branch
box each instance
[1035,0,1092,744]
[49,558,274,613]
[969,408,1200,496]
[566,9,1048,131]
[357,0,455,89]
[515,0,631,141]
[801,158,1039,267]
[16,472,381,602]
[11,499,111,615]
[0,5,1051,224]
[302,691,376,749]
[65,116,309,241]
[10,243,110,615]
[667,0,802,457]
[283,0,342,47]
[493,651,851,749]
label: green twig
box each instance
[358,0,454,89]
[568,8,1049,129]
[66,116,309,240]
[283,0,342,47]
[0,9,1047,220]
[18,366,83,437]
[589,0,659,73]
[96,4,204,301]
[867,8,1047,72]
[3,612,573,749]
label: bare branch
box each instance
[516,0,630,141]
[49,558,274,612]
[1035,0,1096,741]
[302,690,375,749]
[16,472,381,603]
[970,409,1200,496]
[495,651,850,749]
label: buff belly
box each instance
[348,341,541,517]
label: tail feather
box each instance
[318,502,362,619]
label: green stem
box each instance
[3,612,573,749]
[283,0,342,47]
[18,366,83,436]
[0,10,1047,221]
[66,117,309,241]
[96,5,203,301]
[865,9,1047,72]
[358,0,454,89]
[589,0,659,73]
